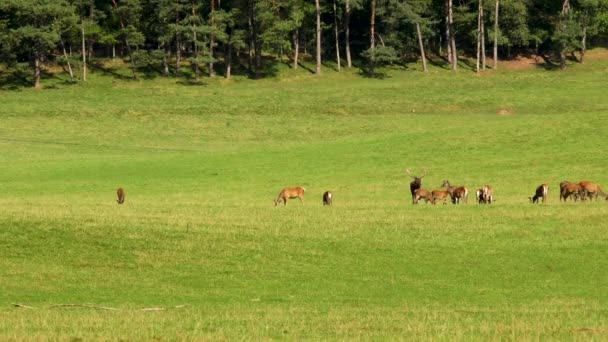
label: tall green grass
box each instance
[0,52,607,339]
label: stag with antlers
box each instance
[406,169,426,204]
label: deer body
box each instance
[406,169,426,204]
[275,187,305,206]
[561,183,582,202]
[413,188,433,204]
[481,185,494,204]
[323,191,333,206]
[116,187,125,204]
[431,190,450,205]
[579,181,606,201]
[529,183,548,204]
[442,180,468,204]
[560,181,574,202]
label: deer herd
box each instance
[404,169,608,206]
[113,169,607,207]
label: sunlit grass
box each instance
[0,50,607,339]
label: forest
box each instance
[1,0,607,88]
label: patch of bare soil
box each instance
[496,108,515,116]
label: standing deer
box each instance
[561,182,583,202]
[274,186,306,206]
[529,183,548,204]
[431,189,451,205]
[475,188,484,204]
[406,169,426,204]
[579,181,607,201]
[116,187,125,204]
[323,191,333,206]
[559,181,574,202]
[413,188,433,204]
[441,180,468,204]
[480,185,494,204]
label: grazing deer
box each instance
[561,182,583,202]
[529,183,548,204]
[431,189,450,205]
[274,186,305,206]
[559,181,574,202]
[579,181,607,201]
[413,188,433,204]
[323,191,333,206]
[116,187,125,204]
[406,169,426,204]
[441,180,468,204]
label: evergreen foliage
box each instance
[1,0,607,86]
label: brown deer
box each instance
[413,188,433,204]
[441,180,468,204]
[529,183,548,204]
[480,185,494,204]
[561,182,583,202]
[116,187,125,204]
[559,181,574,202]
[431,189,451,205]
[406,168,426,204]
[475,188,484,204]
[322,191,333,206]
[274,187,305,206]
[579,181,607,201]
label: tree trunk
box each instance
[175,7,181,75]
[209,0,215,77]
[494,0,499,69]
[293,29,299,69]
[315,0,321,75]
[476,0,481,73]
[333,0,341,72]
[112,44,116,60]
[226,43,232,79]
[34,50,42,89]
[448,0,457,70]
[344,0,352,67]
[81,18,87,82]
[370,0,376,74]
[445,0,451,64]
[481,0,486,70]
[560,0,570,70]
[248,0,254,72]
[416,23,427,72]
[581,26,587,64]
[192,0,200,81]
[61,39,74,81]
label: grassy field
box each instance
[1,53,608,339]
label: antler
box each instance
[405,168,413,177]
[420,169,427,178]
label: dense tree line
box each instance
[1,0,607,88]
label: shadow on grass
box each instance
[0,68,31,90]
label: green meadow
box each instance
[1,55,608,339]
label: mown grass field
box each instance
[1,54,608,339]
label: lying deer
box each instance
[116,187,125,204]
[274,186,305,206]
[529,184,548,204]
[323,191,333,206]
